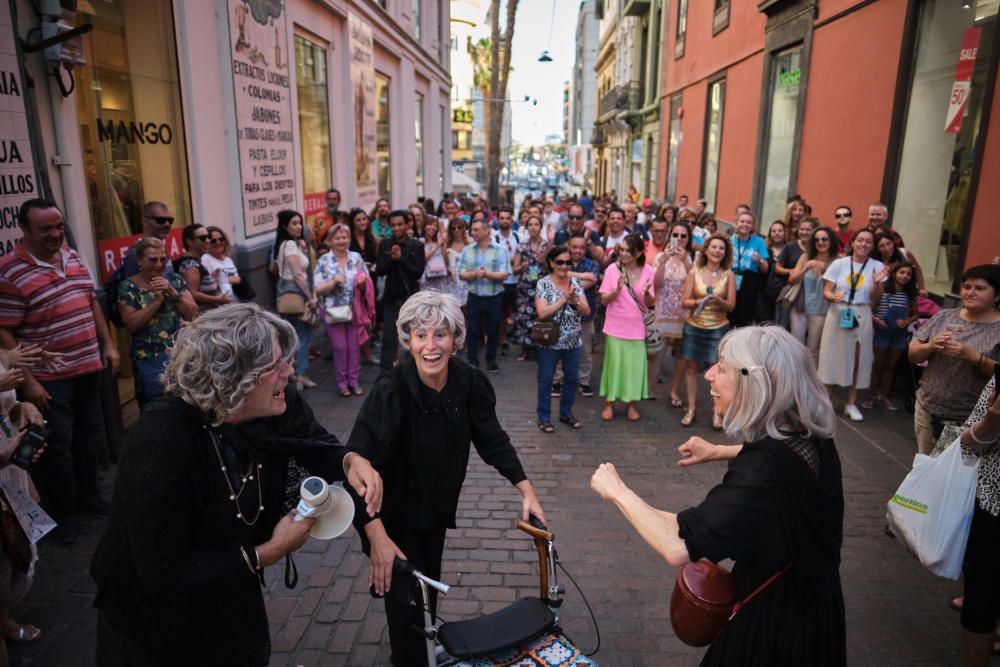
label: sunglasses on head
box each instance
[146,216,174,225]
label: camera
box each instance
[10,422,48,469]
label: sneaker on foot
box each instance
[487,362,500,374]
[881,396,900,411]
[580,384,594,397]
[861,396,876,410]
[551,382,561,397]
[844,404,863,421]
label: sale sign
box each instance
[945,27,981,134]
[97,228,184,281]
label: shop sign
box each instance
[228,0,297,238]
[0,1,41,259]
[945,27,981,135]
[349,13,377,211]
[97,227,184,282]
[453,108,473,124]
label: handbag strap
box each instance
[728,562,792,621]
[622,267,650,316]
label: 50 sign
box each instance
[945,27,981,134]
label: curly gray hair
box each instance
[396,291,466,349]
[163,303,296,425]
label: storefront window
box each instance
[415,93,424,197]
[376,73,391,200]
[892,0,997,295]
[75,0,191,277]
[295,36,331,230]
[702,78,725,212]
[760,46,803,230]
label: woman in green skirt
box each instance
[599,233,655,421]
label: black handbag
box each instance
[530,319,560,347]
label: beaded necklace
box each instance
[208,429,264,526]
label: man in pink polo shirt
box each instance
[0,199,119,544]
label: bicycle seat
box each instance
[436,596,556,658]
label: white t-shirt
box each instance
[822,256,885,305]
[201,253,239,299]
[603,231,628,254]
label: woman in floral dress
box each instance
[511,215,549,361]
[649,221,694,405]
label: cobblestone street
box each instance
[8,343,977,666]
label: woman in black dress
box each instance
[90,304,382,666]
[591,324,845,666]
[346,290,546,666]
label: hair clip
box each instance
[740,366,764,376]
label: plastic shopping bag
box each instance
[886,437,979,580]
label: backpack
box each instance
[103,261,129,327]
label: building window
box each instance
[452,130,470,150]
[376,74,392,200]
[414,94,424,197]
[702,78,725,212]
[674,0,687,59]
[891,0,998,294]
[713,0,730,35]
[294,36,331,230]
[413,0,422,41]
[760,46,803,229]
[665,95,682,201]
[451,35,458,51]
[74,0,191,274]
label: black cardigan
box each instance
[90,389,350,666]
[347,356,526,537]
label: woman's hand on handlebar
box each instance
[366,521,407,595]
[516,480,546,525]
[677,436,718,467]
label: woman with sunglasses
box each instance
[117,237,197,407]
[202,227,242,304]
[788,226,842,365]
[649,221,693,406]
[175,224,228,312]
[271,212,318,390]
[534,245,590,432]
[446,217,471,312]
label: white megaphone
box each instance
[292,476,355,539]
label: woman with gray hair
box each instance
[90,303,382,666]
[345,290,546,665]
[591,325,846,666]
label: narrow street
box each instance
[11,344,965,666]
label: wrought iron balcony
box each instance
[599,83,643,118]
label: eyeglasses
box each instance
[209,238,227,245]
[834,213,851,219]
[552,259,572,266]
[145,216,174,225]
[194,234,209,241]
[814,237,830,243]
[568,215,583,220]
[144,256,168,264]
[671,233,688,238]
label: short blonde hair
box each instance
[718,325,835,443]
[396,291,466,349]
[135,236,165,260]
[163,303,296,425]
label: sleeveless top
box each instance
[687,268,731,330]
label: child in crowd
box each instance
[864,262,919,410]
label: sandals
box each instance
[712,414,724,431]
[601,404,614,421]
[681,410,696,427]
[559,415,582,429]
[338,388,352,397]
[669,395,683,408]
[352,386,364,396]
[5,621,41,643]
[626,405,640,422]
[537,421,555,433]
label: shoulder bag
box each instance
[276,243,306,316]
[623,269,664,355]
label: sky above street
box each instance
[507,0,578,146]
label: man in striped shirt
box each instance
[0,199,119,544]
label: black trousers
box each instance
[382,525,447,666]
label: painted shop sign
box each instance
[349,12,377,211]
[228,0,296,238]
[0,0,41,259]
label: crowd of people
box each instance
[0,187,996,666]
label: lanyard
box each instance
[847,258,869,306]
[735,237,751,272]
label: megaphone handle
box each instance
[292,510,305,523]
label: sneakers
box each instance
[551,383,562,397]
[487,362,500,374]
[844,404,864,422]
[580,384,594,397]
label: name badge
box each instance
[839,307,857,329]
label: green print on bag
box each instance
[889,493,929,514]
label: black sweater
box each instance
[90,389,350,666]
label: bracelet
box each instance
[968,421,998,446]
[239,546,256,575]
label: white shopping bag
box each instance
[886,437,980,580]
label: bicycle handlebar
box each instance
[393,557,450,595]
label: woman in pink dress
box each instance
[649,222,694,406]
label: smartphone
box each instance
[669,238,678,252]
[10,422,48,469]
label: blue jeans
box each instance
[537,346,580,423]
[283,315,312,375]
[466,293,503,367]
[132,355,168,409]
[37,371,107,520]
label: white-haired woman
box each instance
[345,290,547,666]
[90,304,382,667]
[591,326,846,666]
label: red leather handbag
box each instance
[670,560,791,647]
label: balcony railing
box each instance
[599,82,643,118]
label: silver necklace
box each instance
[208,429,264,526]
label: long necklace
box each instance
[208,429,264,526]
